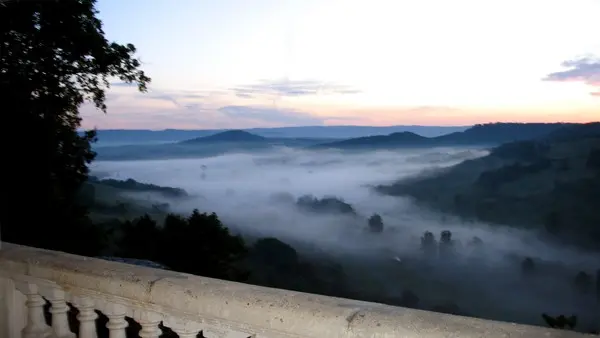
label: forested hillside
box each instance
[377,123,600,249]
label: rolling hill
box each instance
[88,125,470,146]
[313,123,575,150]
[180,130,267,144]
[94,123,593,161]
[311,132,432,149]
[376,122,600,249]
[94,130,336,161]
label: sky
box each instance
[81,0,600,130]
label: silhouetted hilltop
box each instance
[314,122,575,149]
[181,130,267,143]
[542,122,600,142]
[296,195,358,216]
[377,124,600,248]
[435,122,573,145]
[87,125,469,146]
[313,132,430,149]
[94,134,336,161]
[88,176,187,198]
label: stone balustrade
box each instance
[0,243,590,338]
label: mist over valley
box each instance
[7,2,600,336]
[86,123,600,333]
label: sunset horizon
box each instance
[82,0,600,130]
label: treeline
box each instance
[378,133,600,249]
[88,176,188,198]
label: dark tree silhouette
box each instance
[541,313,577,330]
[158,210,248,281]
[117,215,162,261]
[399,290,420,308]
[0,0,150,255]
[114,212,249,282]
[587,148,600,170]
[420,231,437,258]
[544,211,561,236]
[296,195,357,215]
[573,271,592,295]
[367,213,384,233]
[440,230,452,243]
[438,230,454,258]
[251,237,299,272]
[521,257,535,276]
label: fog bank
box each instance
[91,146,600,331]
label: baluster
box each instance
[103,303,129,338]
[72,296,98,338]
[44,288,75,338]
[133,310,162,338]
[164,318,202,338]
[16,282,51,338]
[0,277,27,338]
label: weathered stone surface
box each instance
[0,243,590,337]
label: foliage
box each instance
[573,271,593,295]
[0,0,149,255]
[250,237,299,272]
[244,237,348,296]
[399,290,420,308]
[296,194,357,215]
[438,230,455,258]
[587,148,600,170]
[88,176,188,198]
[490,140,549,161]
[521,257,535,276]
[117,211,249,281]
[378,128,600,249]
[367,213,384,232]
[420,231,437,258]
[116,215,162,260]
[541,314,577,330]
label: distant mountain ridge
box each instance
[94,130,336,161]
[180,130,267,144]
[94,123,594,161]
[314,123,577,149]
[88,125,469,146]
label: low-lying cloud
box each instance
[218,105,326,126]
[231,78,361,99]
[92,146,599,331]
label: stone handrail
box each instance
[0,243,589,338]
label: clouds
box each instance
[82,79,355,129]
[219,106,326,126]
[544,57,600,96]
[231,79,361,99]
[82,104,328,129]
[82,85,330,129]
[107,82,214,109]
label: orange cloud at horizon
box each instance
[320,107,599,127]
[81,103,599,130]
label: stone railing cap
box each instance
[0,243,589,338]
